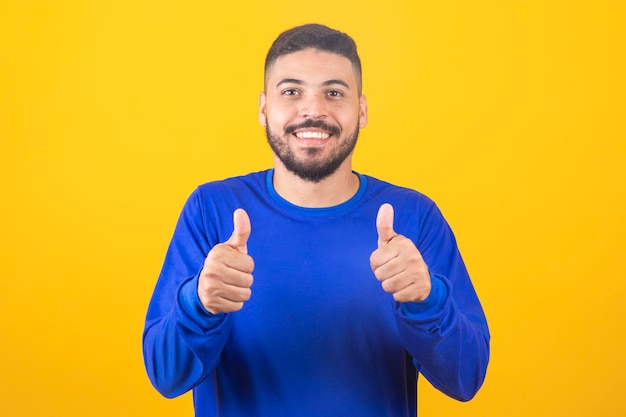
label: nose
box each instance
[298,94,327,119]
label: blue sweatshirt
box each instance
[143,170,490,416]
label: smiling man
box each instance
[143,24,490,417]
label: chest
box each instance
[232,214,399,350]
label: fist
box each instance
[370,203,432,303]
[198,208,255,314]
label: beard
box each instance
[265,119,360,183]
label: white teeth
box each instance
[295,131,330,139]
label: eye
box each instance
[327,90,344,98]
[282,88,300,96]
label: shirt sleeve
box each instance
[142,189,233,398]
[394,199,490,402]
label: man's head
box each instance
[259,24,367,184]
[264,24,362,95]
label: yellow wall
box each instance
[1,1,624,416]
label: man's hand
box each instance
[370,203,431,303]
[198,208,254,314]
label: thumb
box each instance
[376,203,396,247]
[226,208,251,253]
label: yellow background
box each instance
[1,1,624,416]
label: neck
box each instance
[271,160,360,208]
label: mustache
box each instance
[284,119,341,137]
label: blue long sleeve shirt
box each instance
[143,170,490,416]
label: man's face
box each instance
[259,48,368,183]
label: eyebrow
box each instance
[275,78,351,90]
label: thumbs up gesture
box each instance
[198,209,255,314]
[370,204,432,303]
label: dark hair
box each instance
[264,24,362,94]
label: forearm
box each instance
[396,276,490,401]
[142,275,231,398]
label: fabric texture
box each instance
[143,169,490,416]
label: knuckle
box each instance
[373,268,385,282]
[246,274,254,287]
[394,293,410,303]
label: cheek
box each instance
[337,113,360,130]
[266,109,293,130]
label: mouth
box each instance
[291,129,332,148]
[285,120,341,142]
[294,130,331,140]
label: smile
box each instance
[295,131,331,139]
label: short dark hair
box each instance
[264,24,362,94]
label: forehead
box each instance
[265,48,359,89]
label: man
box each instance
[143,23,489,416]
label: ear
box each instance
[359,94,368,128]
[258,92,267,127]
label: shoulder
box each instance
[361,174,438,212]
[195,170,268,196]
[360,174,449,240]
[177,170,271,243]
[182,170,270,218]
